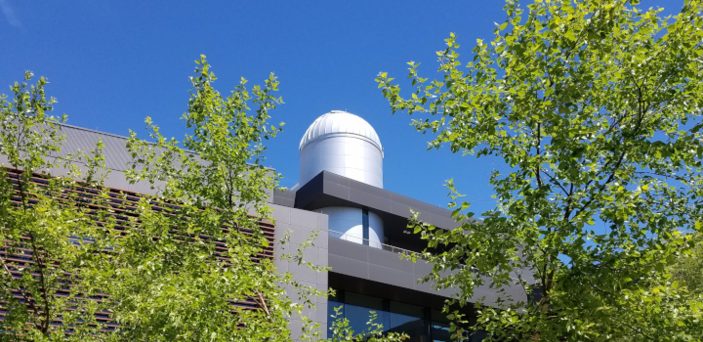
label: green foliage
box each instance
[113,55,314,341]
[672,233,703,295]
[377,0,703,340]
[0,72,117,341]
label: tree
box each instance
[377,0,703,340]
[100,54,307,341]
[0,72,116,341]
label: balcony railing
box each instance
[327,229,426,260]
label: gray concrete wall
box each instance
[271,204,329,341]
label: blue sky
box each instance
[0,0,685,215]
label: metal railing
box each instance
[327,230,483,274]
[327,229,426,260]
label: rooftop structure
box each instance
[299,110,384,189]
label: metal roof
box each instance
[53,123,137,172]
[52,123,273,172]
[299,110,383,153]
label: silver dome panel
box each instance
[299,110,384,188]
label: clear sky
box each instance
[0,0,685,215]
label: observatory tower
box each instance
[299,110,385,247]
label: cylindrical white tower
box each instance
[299,110,384,189]
[300,110,385,248]
[315,207,384,248]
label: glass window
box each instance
[389,301,424,330]
[345,303,389,335]
[338,293,390,335]
[391,302,423,317]
[345,292,383,310]
[327,290,467,341]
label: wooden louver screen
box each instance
[0,167,276,334]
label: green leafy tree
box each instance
[0,72,116,341]
[109,55,320,341]
[377,0,703,340]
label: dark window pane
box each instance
[431,327,452,342]
[389,313,425,339]
[431,309,450,323]
[388,303,426,341]
[390,313,422,329]
[345,292,383,310]
[345,304,389,335]
[431,320,450,341]
[390,301,423,318]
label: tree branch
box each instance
[28,231,51,334]
[1,258,42,328]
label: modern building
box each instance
[1,110,527,341]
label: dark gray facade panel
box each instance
[389,202,414,219]
[293,172,324,208]
[354,180,392,199]
[295,171,473,231]
[328,273,450,312]
[328,237,527,307]
[273,189,296,207]
[323,180,350,199]
[415,280,458,298]
[328,238,369,263]
[348,188,393,212]
[322,171,350,186]
[328,254,369,278]
[389,191,449,217]
[413,260,435,277]
[368,264,418,289]
[367,247,414,273]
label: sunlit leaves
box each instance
[1,73,118,341]
[378,0,703,340]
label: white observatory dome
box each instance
[299,110,384,188]
[299,110,383,154]
[300,110,386,248]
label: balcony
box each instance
[328,229,425,260]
